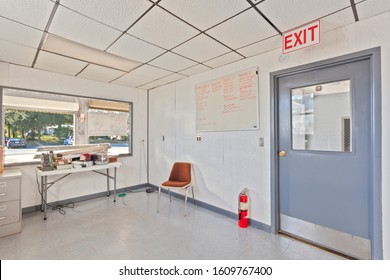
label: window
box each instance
[1,87,132,164]
[86,99,131,156]
[291,80,351,152]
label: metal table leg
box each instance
[40,176,44,212]
[43,176,48,220]
[106,169,110,197]
[113,167,117,202]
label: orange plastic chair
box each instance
[157,162,194,216]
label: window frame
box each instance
[1,86,133,166]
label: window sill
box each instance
[4,153,132,167]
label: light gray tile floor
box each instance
[0,190,343,260]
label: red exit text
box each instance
[282,20,320,54]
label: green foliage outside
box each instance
[5,109,73,146]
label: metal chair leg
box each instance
[191,186,195,205]
[184,187,189,216]
[158,185,194,216]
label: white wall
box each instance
[0,62,148,208]
[149,11,390,258]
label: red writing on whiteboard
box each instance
[223,103,239,114]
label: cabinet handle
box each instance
[0,193,6,196]
[0,216,6,220]
[0,205,6,211]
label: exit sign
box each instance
[282,20,320,54]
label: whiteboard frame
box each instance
[195,67,260,132]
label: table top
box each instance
[36,161,121,176]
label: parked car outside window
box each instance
[7,138,27,148]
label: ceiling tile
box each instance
[0,39,36,67]
[172,34,232,62]
[320,8,356,33]
[203,52,243,68]
[49,6,122,50]
[149,52,197,72]
[0,0,54,30]
[356,0,390,20]
[130,64,173,80]
[34,51,88,76]
[237,35,281,57]
[107,34,165,63]
[258,0,351,32]
[111,72,154,88]
[127,6,199,49]
[160,73,187,83]
[159,0,251,31]
[138,79,167,90]
[179,64,212,76]
[0,17,43,48]
[77,64,126,83]
[60,0,153,31]
[206,9,278,50]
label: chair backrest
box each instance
[168,162,191,183]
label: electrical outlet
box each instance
[196,136,202,143]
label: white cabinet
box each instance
[0,169,22,237]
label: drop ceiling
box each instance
[0,0,389,90]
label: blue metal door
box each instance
[278,58,372,259]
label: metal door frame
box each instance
[270,48,382,259]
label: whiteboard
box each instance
[196,68,259,131]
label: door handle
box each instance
[279,150,286,157]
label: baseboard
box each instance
[149,184,271,233]
[23,183,271,233]
[22,183,149,215]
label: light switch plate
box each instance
[259,137,264,147]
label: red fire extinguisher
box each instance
[238,188,249,228]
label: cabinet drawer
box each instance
[0,179,20,202]
[0,200,20,226]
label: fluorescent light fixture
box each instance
[42,34,141,72]
[3,96,79,113]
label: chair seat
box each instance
[162,181,190,188]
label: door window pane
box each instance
[291,80,351,152]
